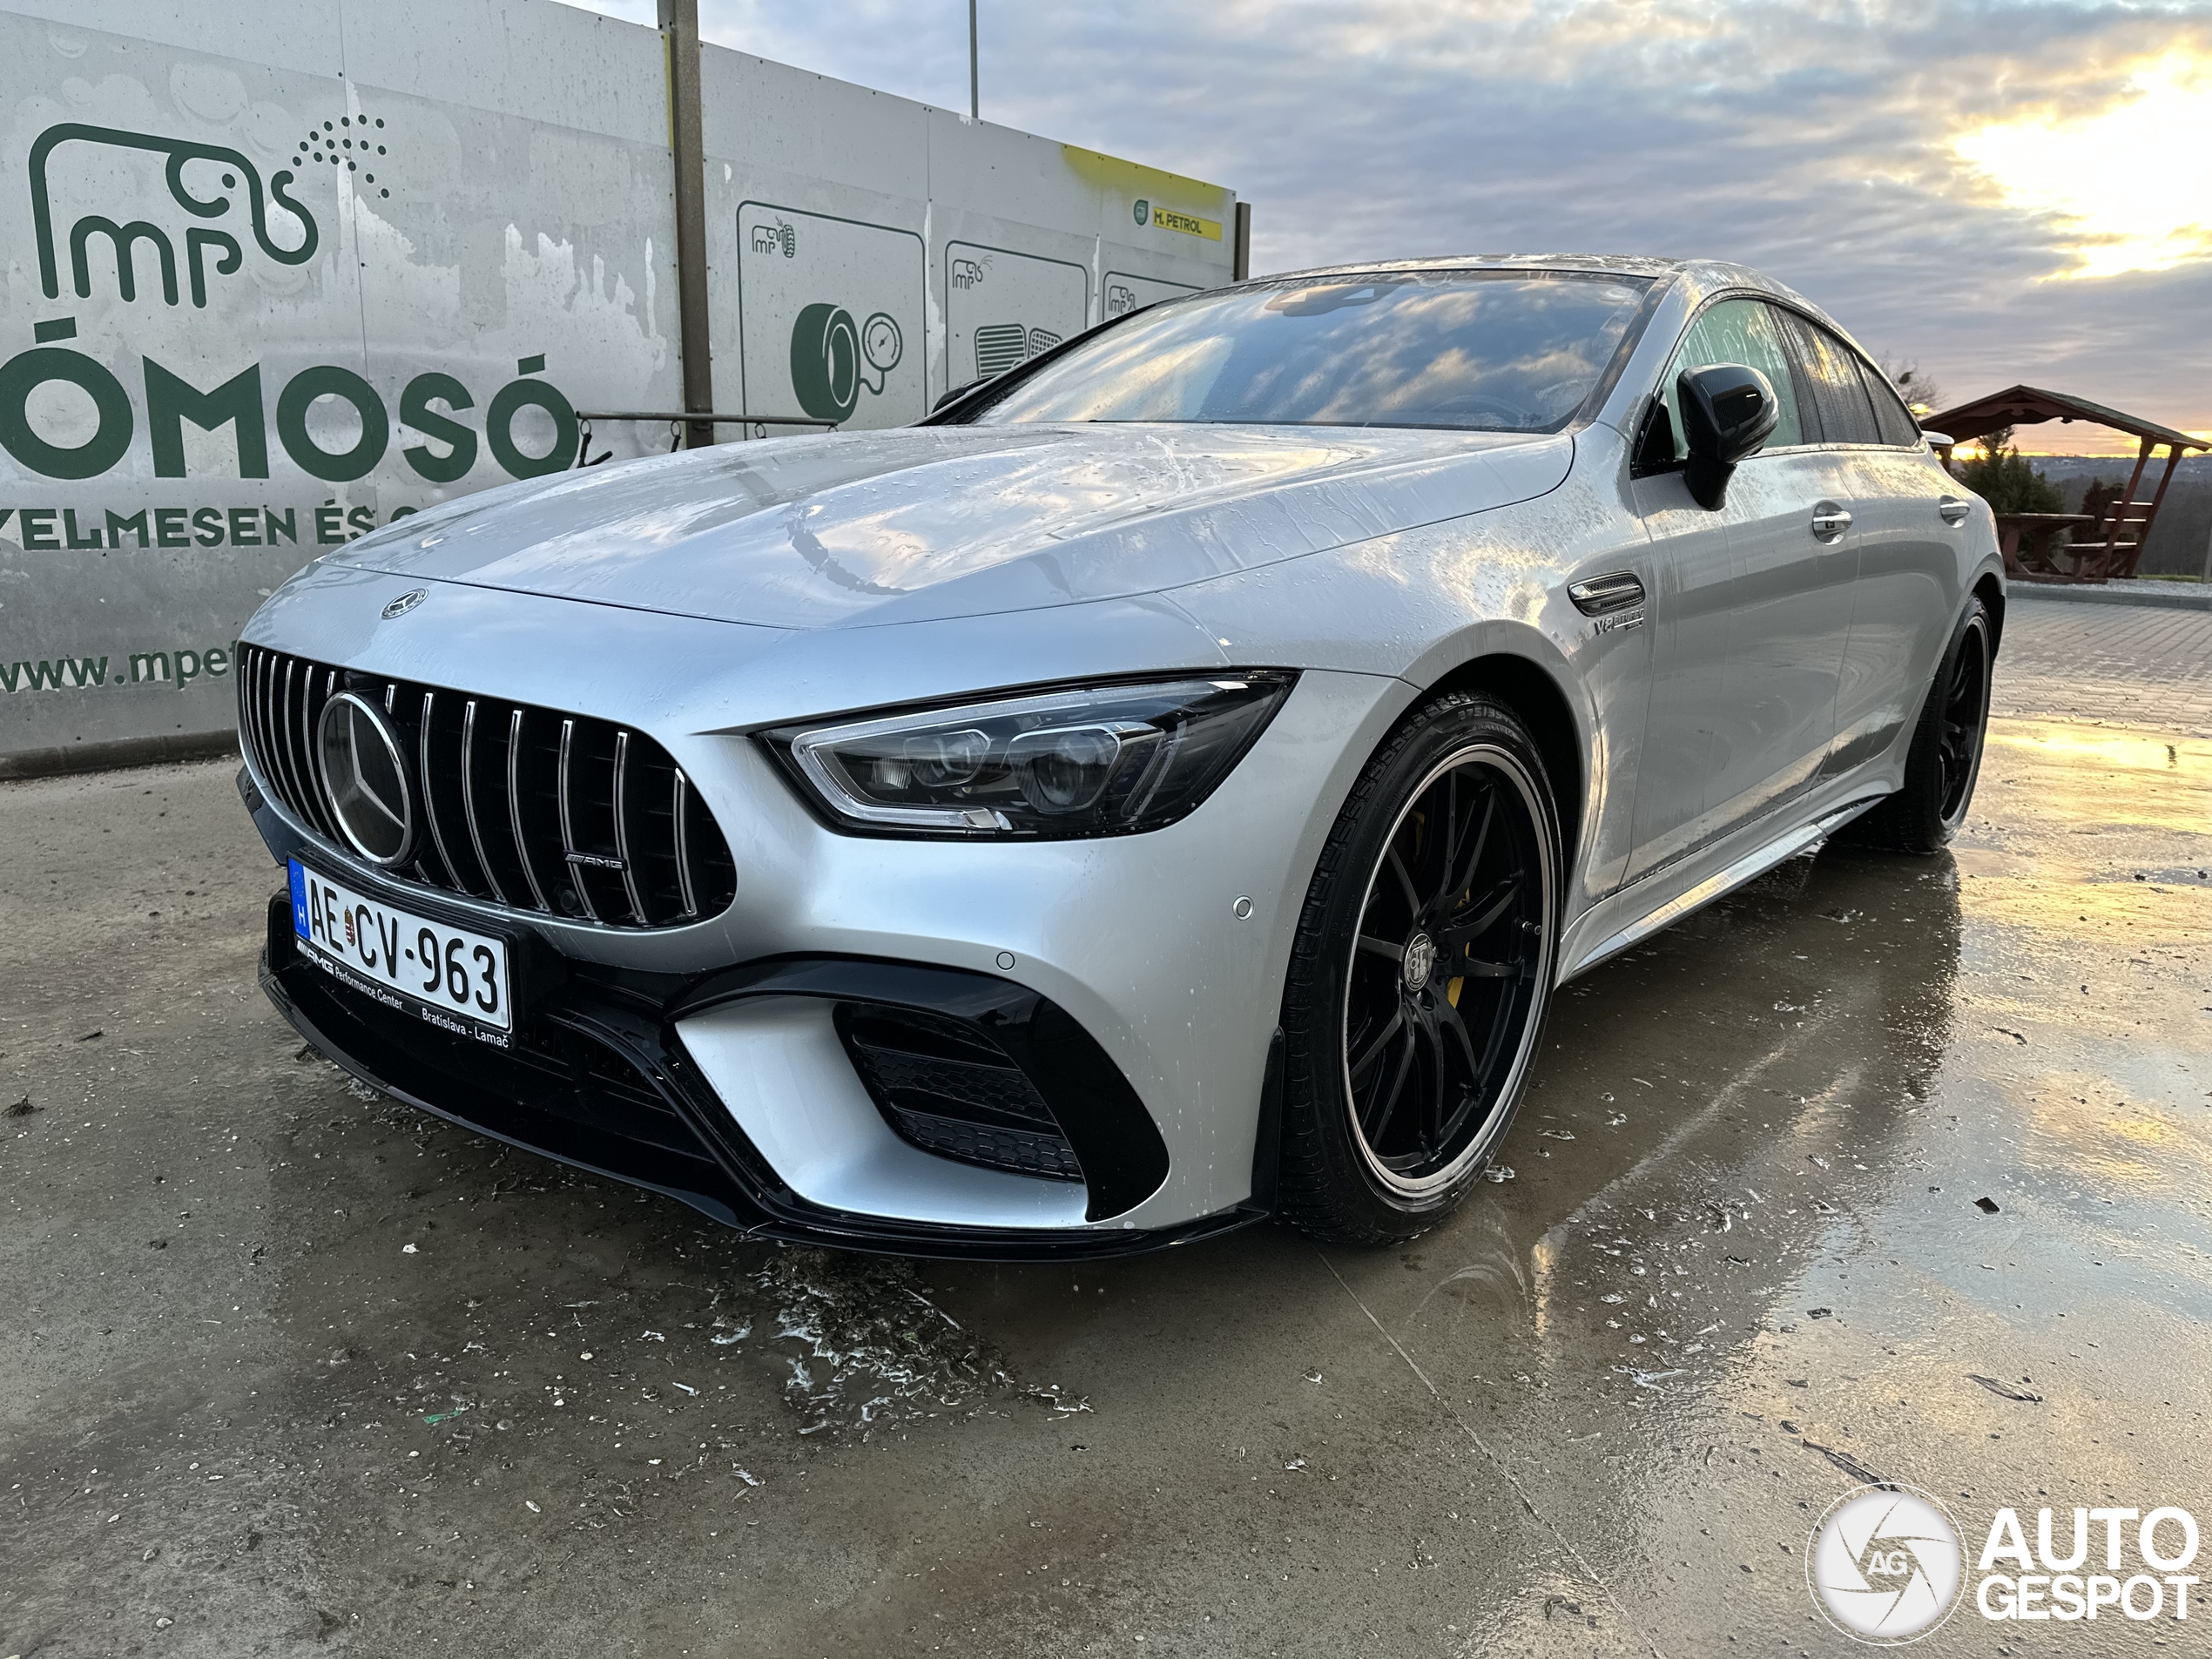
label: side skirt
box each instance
[1557,793,1887,983]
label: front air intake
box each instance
[835,1003,1083,1182]
[238,644,735,928]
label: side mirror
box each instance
[933,378,987,413]
[1676,362,1779,509]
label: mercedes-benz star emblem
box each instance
[381,588,428,619]
[314,691,416,867]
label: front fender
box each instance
[1162,429,1653,907]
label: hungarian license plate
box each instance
[289,859,514,1042]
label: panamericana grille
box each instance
[238,644,735,928]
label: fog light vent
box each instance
[835,1005,1082,1183]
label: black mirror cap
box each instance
[932,378,988,414]
[1676,362,1780,509]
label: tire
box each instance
[1843,595,1994,854]
[1277,692,1561,1245]
[790,303,861,423]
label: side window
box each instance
[1783,314,1884,446]
[1657,298,1806,461]
[1858,356,1925,447]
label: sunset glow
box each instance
[1953,54,2212,279]
[558,1,2212,440]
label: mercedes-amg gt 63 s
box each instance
[237,256,2001,1256]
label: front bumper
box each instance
[236,598,1413,1252]
[261,894,1264,1259]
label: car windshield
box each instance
[966,270,1653,434]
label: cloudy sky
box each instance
[567,0,2212,453]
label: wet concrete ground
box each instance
[3,600,2208,1658]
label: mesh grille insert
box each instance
[837,1005,1082,1183]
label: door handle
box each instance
[1938,496,1972,526]
[1810,502,1852,542]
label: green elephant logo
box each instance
[30,121,322,310]
[790,303,904,422]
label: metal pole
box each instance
[658,0,714,449]
[1232,202,1251,281]
[968,0,979,120]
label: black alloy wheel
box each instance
[1934,610,1991,825]
[1278,692,1560,1244]
[1342,747,1549,1190]
[1844,595,1995,855]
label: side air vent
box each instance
[835,1004,1083,1182]
[1568,571,1646,616]
[237,644,735,928]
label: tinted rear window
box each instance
[1860,360,1925,447]
[1783,314,1885,446]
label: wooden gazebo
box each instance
[1925,385,2209,583]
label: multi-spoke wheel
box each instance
[1844,595,1994,855]
[1934,611,1990,824]
[1278,692,1560,1244]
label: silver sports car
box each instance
[237,255,2002,1257]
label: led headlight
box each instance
[765,672,1298,837]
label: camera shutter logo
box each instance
[1808,1484,1965,1644]
[315,692,416,867]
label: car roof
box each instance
[1236,254,1844,336]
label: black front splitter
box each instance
[260,902,1266,1262]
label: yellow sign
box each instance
[1150,206,1221,240]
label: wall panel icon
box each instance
[1103,270,1202,321]
[737,202,926,429]
[943,242,1089,389]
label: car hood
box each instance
[334,422,1574,630]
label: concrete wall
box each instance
[699,49,1234,435]
[0,0,1236,775]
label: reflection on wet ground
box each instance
[3,645,2207,1655]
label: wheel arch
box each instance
[1415,651,1585,878]
[1972,568,2006,655]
